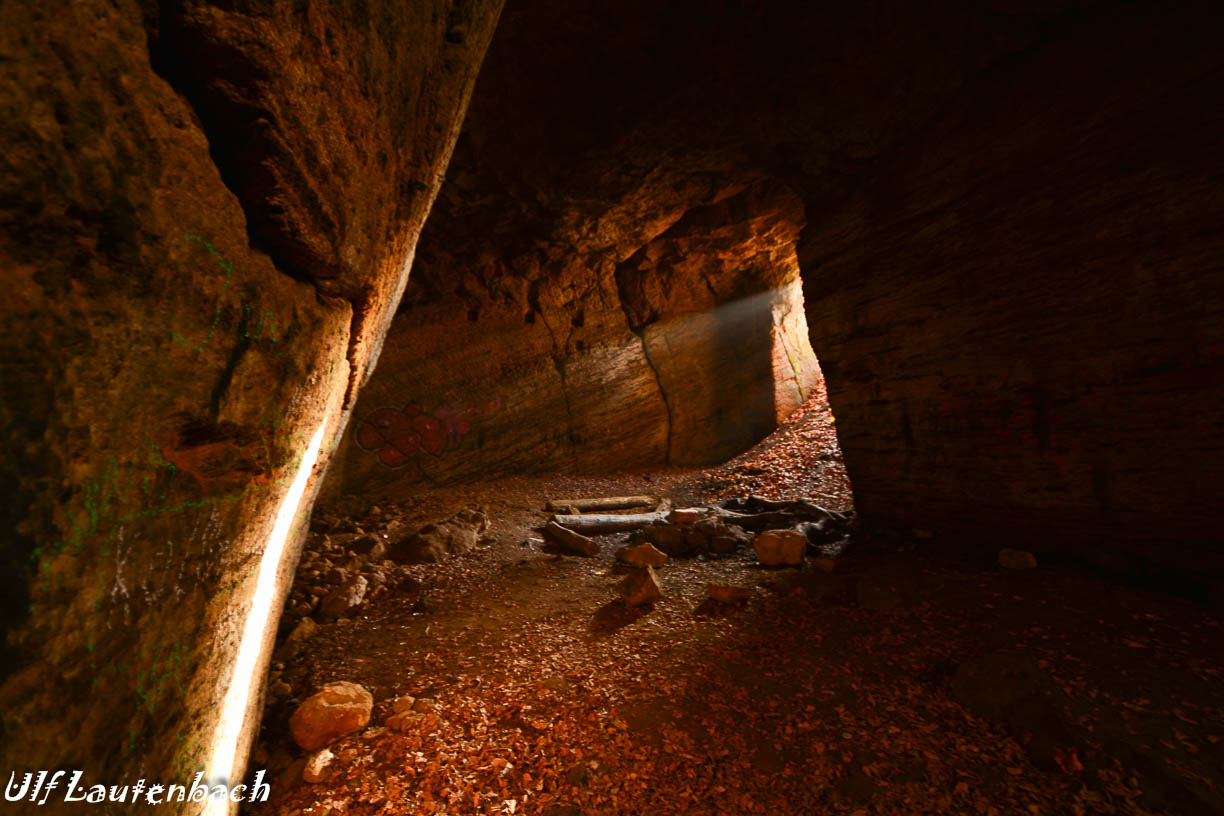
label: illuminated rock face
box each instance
[327,180,820,491]
[0,0,502,809]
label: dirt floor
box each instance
[251,390,1224,816]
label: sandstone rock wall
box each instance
[328,178,820,493]
[0,0,501,809]
[797,2,1224,571]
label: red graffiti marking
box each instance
[355,398,502,468]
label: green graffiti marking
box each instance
[176,233,289,354]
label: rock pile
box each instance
[536,493,855,607]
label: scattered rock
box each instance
[668,507,703,524]
[619,566,661,607]
[706,584,751,603]
[392,696,417,716]
[412,697,436,713]
[615,542,668,568]
[390,509,489,563]
[753,529,806,566]
[639,523,689,555]
[998,548,1038,569]
[301,749,334,784]
[286,616,320,644]
[703,519,752,554]
[318,574,368,621]
[289,681,373,752]
[637,516,749,557]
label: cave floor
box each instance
[254,395,1224,816]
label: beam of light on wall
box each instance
[204,421,327,813]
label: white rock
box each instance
[302,748,334,784]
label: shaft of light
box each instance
[204,421,326,814]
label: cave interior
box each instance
[2,1,1223,814]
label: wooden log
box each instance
[544,495,657,513]
[541,522,600,557]
[719,497,848,525]
[550,511,668,533]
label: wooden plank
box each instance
[549,511,667,533]
[545,495,658,513]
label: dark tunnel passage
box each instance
[2,1,1224,814]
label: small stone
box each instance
[753,529,806,566]
[619,566,661,607]
[412,697,436,713]
[301,748,333,784]
[271,680,292,698]
[615,542,668,568]
[287,617,320,644]
[641,524,689,556]
[386,713,405,732]
[392,696,417,715]
[706,584,751,603]
[667,508,703,524]
[998,548,1038,569]
[289,681,373,751]
[318,574,368,621]
[395,712,425,731]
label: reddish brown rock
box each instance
[753,529,807,567]
[706,584,751,603]
[615,542,668,568]
[289,682,374,752]
[998,549,1039,571]
[619,567,662,607]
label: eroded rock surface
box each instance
[0,0,503,804]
